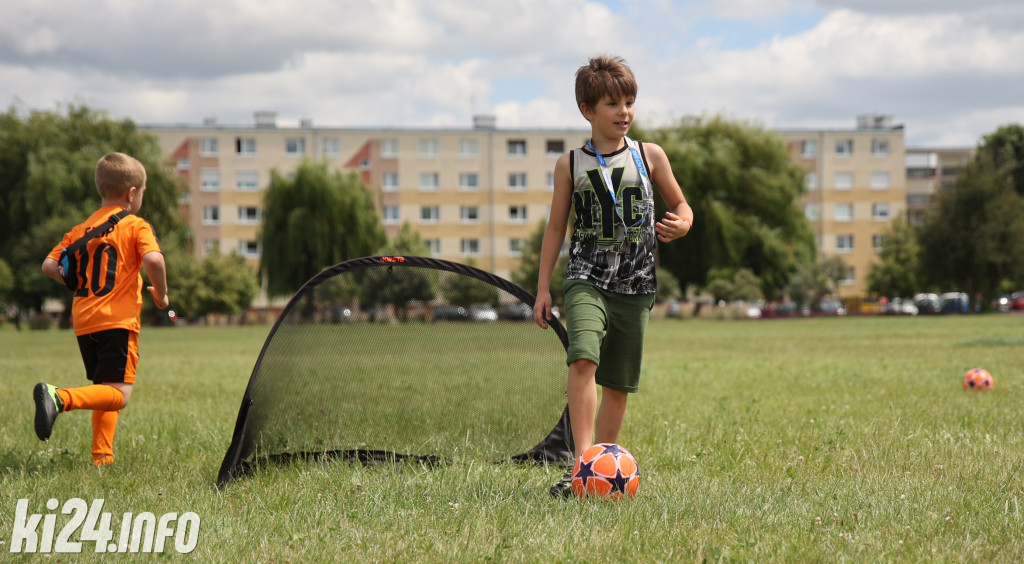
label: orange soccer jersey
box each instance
[47,205,162,336]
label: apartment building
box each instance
[905,147,974,226]
[144,112,921,303]
[778,115,908,297]
[145,113,589,287]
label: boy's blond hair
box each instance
[95,152,146,199]
[574,55,638,116]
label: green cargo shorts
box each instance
[564,279,656,393]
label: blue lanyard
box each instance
[587,137,651,224]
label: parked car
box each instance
[913,293,942,314]
[939,292,969,314]
[882,297,918,315]
[818,299,846,316]
[433,305,469,322]
[469,304,498,322]
[498,303,534,321]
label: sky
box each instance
[2,0,1023,147]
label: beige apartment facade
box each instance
[779,115,908,297]
[145,112,924,305]
[144,114,589,299]
[905,147,974,227]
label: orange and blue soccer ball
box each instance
[963,368,994,390]
[571,443,640,499]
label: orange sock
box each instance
[91,410,119,466]
[57,385,124,412]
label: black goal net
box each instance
[217,256,573,486]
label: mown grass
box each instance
[1,315,1022,562]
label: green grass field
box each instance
[1,315,1023,562]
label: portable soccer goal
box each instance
[216,256,573,486]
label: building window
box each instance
[286,138,306,155]
[840,267,856,285]
[804,203,819,221]
[419,138,439,157]
[202,239,217,256]
[508,173,527,191]
[461,238,480,257]
[382,206,400,225]
[835,203,853,222]
[871,139,890,157]
[200,169,220,192]
[322,138,340,157]
[458,139,478,157]
[873,234,884,252]
[872,203,891,220]
[239,240,260,259]
[835,139,853,156]
[177,158,190,171]
[836,234,854,253]
[419,172,439,191]
[509,238,525,257]
[458,172,479,191]
[801,140,817,158]
[420,205,439,224]
[236,138,257,156]
[236,170,259,191]
[381,172,399,192]
[546,139,565,156]
[381,138,399,158]
[202,205,220,225]
[425,239,440,257]
[460,206,480,223]
[546,172,555,191]
[200,138,218,157]
[804,171,818,191]
[507,139,526,156]
[870,171,891,189]
[834,171,854,190]
[509,205,528,223]
[237,206,260,225]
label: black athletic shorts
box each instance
[77,328,138,384]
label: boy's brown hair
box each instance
[95,152,146,199]
[574,55,638,116]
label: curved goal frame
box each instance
[216,255,574,487]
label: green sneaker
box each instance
[549,466,574,498]
[33,383,63,441]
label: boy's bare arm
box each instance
[534,154,573,329]
[142,251,169,309]
[645,143,693,242]
[41,257,63,284]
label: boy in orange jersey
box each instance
[37,152,169,466]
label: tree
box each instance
[172,251,260,322]
[819,256,850,297]
[260,160,385,298]
[512,219,568,304]
[979,124,1024,196]
[784,264,829,310]
[918,151,1024,311]
[359,222,437,315]
[441,258,499,307]
[637,117,816,299]
[704,268,763,302]
[0,104,186,315]
[866,217,920,298]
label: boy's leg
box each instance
[91,410,119,466]
[594,387,629,445]
[567,359,599,458]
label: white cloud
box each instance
[1,0,1021,145]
